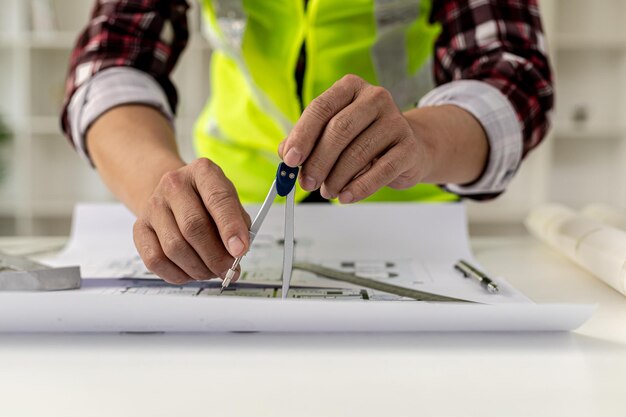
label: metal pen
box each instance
[454,259,499,293]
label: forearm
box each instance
[404,105,488,185]
[87,105,186,215]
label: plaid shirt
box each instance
[61,0,553,199]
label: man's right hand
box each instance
[133,158,251,284]
[86,105,250,285]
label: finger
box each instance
[240,205,252,228]
[133,220,194,285]
[278,140,286,157]
[354,161,373,179]
[282,74,367,167]
[337,143,412,204]
[149,204,218,280]
[192,158,250,258]
[230,206,251,283]
[167,186,236,280]
[299,92,381,193]
[319,119,396,198]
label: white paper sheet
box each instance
[44,203,530,304]
[3,202,593,333]
[0,292,594,332]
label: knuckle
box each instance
[309,96,336,120]
[402,128,415,142]
[146,195,165,214]
[180,213,210,242]
[160,170,185,192]
[142,248,168,274]
[370,85,392,103]
[206,190,242,233]
[380,158,400,179]
[193,157,222,176]
[133,219,145,236]
[392,175,413,189]
[341,74,362,87]
[192,157,212,169]
[327,116,354,139]
[392,116,413,138]
[345,141,371,167]
[206,188,234,212]
[161,236,187,258]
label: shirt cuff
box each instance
[66,67,174,165]
[418,80,522,196]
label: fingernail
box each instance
[301,175,317,191]
[284,148,302,167]
[339,190,354,204]
[320,187,331,200]
[278,141,285,157]
[227,236,245,257]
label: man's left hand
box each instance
[278,74,434,203]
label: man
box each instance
[61,0,553,285]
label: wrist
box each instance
[403,105,489,185]
[403,108,439,184]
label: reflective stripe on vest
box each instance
[194,0,457,203]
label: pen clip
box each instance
[454,263,471,278]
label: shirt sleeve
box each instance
[419,79,521,195]
[67,67,174,165]
[428,0,554,200]
[60,0,190,148]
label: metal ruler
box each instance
[0,250,81,291]
[293,262,474,303]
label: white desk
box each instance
[0,235,624,416]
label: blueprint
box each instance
[4,202,592,333]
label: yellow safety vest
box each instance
[194,0,458,203]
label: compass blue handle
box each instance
[276,162,299,197]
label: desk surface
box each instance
[0,235,624,417]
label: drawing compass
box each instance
[220,162,298,298]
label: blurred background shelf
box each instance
[552,125,626,141]
[0,0,205,234]
[552,34,626,51]
[0,0,624,235]
[469,0,626,225]
[27,32,76,49]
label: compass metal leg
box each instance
[281,189,296,298]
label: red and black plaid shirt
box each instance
[61,0,553,173]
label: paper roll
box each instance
[525,204,626,296]
[581,203,626,232]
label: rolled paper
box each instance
[525,204,626,296]
[581,203,626,232]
